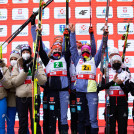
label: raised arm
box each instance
[69,24,80,67]
[89,27,96,57]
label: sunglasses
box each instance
[10,50,20,55]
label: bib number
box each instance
[82,65,91,71]
[54,62,63,68]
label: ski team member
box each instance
[11,44,47,134]
[69,27,96,134]
[39,33,70,133]
[31,19,64,133]
[0,59,12,134]
[98,55,130,134]
[69,23,105,134]
[6,49,20,134]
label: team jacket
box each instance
[70,32,103,93]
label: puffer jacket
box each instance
[0,60,12,99]
[11,58,47,98]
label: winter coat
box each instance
[11,58,47,98]
[0,60,12,99]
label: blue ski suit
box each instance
[70,32,103,134]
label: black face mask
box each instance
[113,63,121,70]
[53,52,61,57]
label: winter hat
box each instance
[81,43,91,53]
[109,47,119,56]
[21,44,32,55]
[76,41,82,48]
[51,42,62,51]
[110,55,122,65]
[10,49,20,60]
[53,36,63,44]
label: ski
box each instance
[121,23,130,63]
[0,0,53,49]
[32,0,43,133]
[99,0,110,133]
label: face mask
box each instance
[113,63,121,70]
[82,51,90,58]
[10,60,17,67]
[22,53,30,60]
[78,49,81,55]
[53,52,61,57]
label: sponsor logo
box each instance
[124,56,134,68]
[98,91,105,103]
[0,25,7,37]
[0,0,8,4]
[40,24,50,36]
[97,23,113,35]
[117,6,133,18]
[75,7,90,18]
[0,9,7,20]
[12,8,28,20]
[33,8,49,19]
[79,59,83,64]
[96,7,113,18]
[98,107,105,120]
[54,24,66,35]
[54,7,71,19]
[117,23,133,34]
[12,0,28,3]
[118,40,134,52]
[12,25,28,36]
[76,23,89,35]
[76,98,80,102]
[50,97,54,102]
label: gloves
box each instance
[23,59,29,73]
[63,28,69,35]
[0,70,3,79]
[31,14,36,26]
[89,27,94,34]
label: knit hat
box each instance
[21,44,32,55]
[51,42,62,51]
[10,49,20,60]
[53,36,63,44]
[109,47,119,56]
[110,55,122,65]
[81,43,91,53]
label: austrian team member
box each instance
[11,44,47,134]
[69,23,106,134]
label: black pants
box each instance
[43,90,49,134]
[105,105,128,134]
[16,96,41,134]
[76,92,91,134]
[70,91,77,133]
[47,91,68,134]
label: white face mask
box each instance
[78,49,81,55]
[22,53,30,60]
[10,60,17,67]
